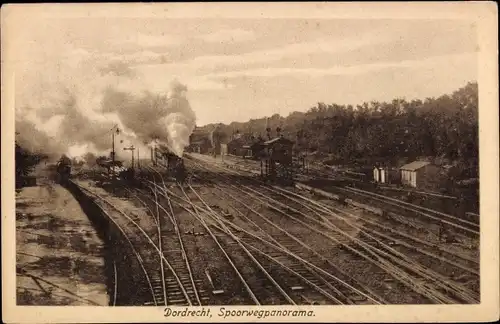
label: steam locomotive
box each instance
[154,147,187,183]
[56,155,72,183]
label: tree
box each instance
[15,142,45,182]
[201,82,478,168]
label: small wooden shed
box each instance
[400,161,439,188]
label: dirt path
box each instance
[16,176,109,306]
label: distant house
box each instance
[400,161,440,188]
[188,138,211,154]
[189,127,212,154]
[263,137,294,164]
[226,137,247,156]
[261,136,295,180]
[244,140,266,159]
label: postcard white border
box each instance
[2,2,498,323]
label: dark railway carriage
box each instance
[55,155,72,183]
[154,147,187,183]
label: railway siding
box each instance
[186,153,480,304]
[64,180,158,306]
[51,152,479,306]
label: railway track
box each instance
[72,154,478,305]
[142,168,281,305]
[145,167,384,305]
[335,186,479,236]
[202,154,479,238]
[146,169,301,305]
[185,182,364,305]
[256,186,479,273]
[70,180,208,306]
[199,184,387,305]
[68,181,159,305]
[188,155,479,263]
[143,181,205,306]
[183,155,480,304]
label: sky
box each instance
[12,15,478,126]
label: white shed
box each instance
[400,161,439,188]
[373,167,380,182]
[380,168,387,183]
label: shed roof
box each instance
[400,161,431,171]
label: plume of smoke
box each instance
[162,80,196,156]
[100,79,196,157]
[15,48,197,159]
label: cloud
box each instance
[100,61,136,77]
[105,50,170,66]
[146,28,395,73]
[204,52,477,79]
[199,28,255,43]
[110,33,181,49]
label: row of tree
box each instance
[15,142,47,185]
[204,82,478,174]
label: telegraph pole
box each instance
[137,147,140,168]
[111,125,120,176]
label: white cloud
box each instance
[107,33,181,53]
[114,50,169,65]
[132,66,236,92]
[204,52,477,79]
[198,28,255,43]
[142,28,395,72]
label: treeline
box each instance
[205,82,478,173]
[15,142,47,184]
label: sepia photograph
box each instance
[2,2,498,323]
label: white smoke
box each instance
[161,80,196,156]
[15,49,197,160]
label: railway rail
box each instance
[205,154,478,238]
[67,154,479,305]
[182,155,479,304]
[336,186,479,235]
[69,180,205,306]
[145,167,385,305]
[143,171,292,305]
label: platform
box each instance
[16,178,108,306]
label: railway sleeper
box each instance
[168,298,190,304]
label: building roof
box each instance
[400,161,431,171]
[264,136,294,146]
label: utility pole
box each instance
[137,147,140,168]
[123,145,135,169]
[111,125,120,176]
